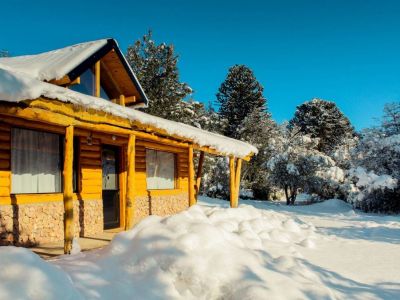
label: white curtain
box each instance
[11,128,61,194]
[146,149,175,190]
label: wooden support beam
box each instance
[49,75,71,86]
[125,134,136,229]
[234,158,242,207]
[63,125,74,254]
[229,157,236,208]
[0,100,255,161]
[95,61,101,97]
[69,77,80,86]
[119,95,126,107]
[188,146,196,206]
[125,96,136,104]
[195,151,205,200]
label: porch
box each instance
[30,228,121,260]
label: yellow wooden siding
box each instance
[79,137,102,199]
[134,140,189,196]
[0,119,190,205]
[0,123,11,201]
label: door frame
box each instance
[101,144,126,230]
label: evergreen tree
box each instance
[289,98,355,154]
[126,31,192,119]
[215,65,276,198]
[382,102,400,136]
[216,65,265,139]
[0,50,9,57]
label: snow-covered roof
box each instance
[0,67,258,158]
[0,39,108,81]
[0,39,149,107]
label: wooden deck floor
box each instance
[30,228,122,259]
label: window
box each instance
[11,128,62,194]
[70,67,110,100]
[73,137,79,192]
[70,68,95,96]
[146,149,175,190]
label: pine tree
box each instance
[289,98,355,154]
[215,65,276,198]
[0,50,9,57]
[216,65,265,139]
[126,31,192,119]
[382,102,400,136]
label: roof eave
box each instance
[66,39,149,107]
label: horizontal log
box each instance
[80,144,101,152]
[0,100,254,161]
[0,134,10,142]
[81,186,102,194]
[81,167,101,173]
[0,124,11,132]
[0,189,10,197]
[81,172,102,180]
[136,141,186,153]
[0,176,10,187]
[0,160,10,169]
[0,142,10,151]
[80,158,101,166]
[81,179,102,186]
[0,170,10,178]
[80,151,101,159]
[0,152,10,160]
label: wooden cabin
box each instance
[0,39,257,253]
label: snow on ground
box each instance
[0,198,399,299]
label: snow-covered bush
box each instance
[345,167,399,213]
[266,126,339,204]
[202,157,230,199]
[346,103,400,213]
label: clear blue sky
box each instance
[1,0,400,130]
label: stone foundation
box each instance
[0,199,103,246]
[134,193,189,225]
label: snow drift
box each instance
[1,199,399,299]
[0,204,322,299]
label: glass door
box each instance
[102,146,120,229]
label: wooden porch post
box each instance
[125,134,136,229]
[195,151,205,200]
[63,125,74,254]
[229,156,236,208]
[234,158,242,206]
[229,157,243,208]
[188,146,196,206]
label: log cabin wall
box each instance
[0,118,191,245]
[0,121,103,245]
[133,139,190,225]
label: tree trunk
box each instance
[284,185,290,205]
[290,187,297,205]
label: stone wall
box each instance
[0,199,103,246]
[134,193,189,225]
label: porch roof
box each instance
[0,67,258,159]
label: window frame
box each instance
[10,127,64,195]
[145,148,177,191]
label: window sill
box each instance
[5,193,82,205]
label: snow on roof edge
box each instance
[0,68,258,158]
[0,39,108,81]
